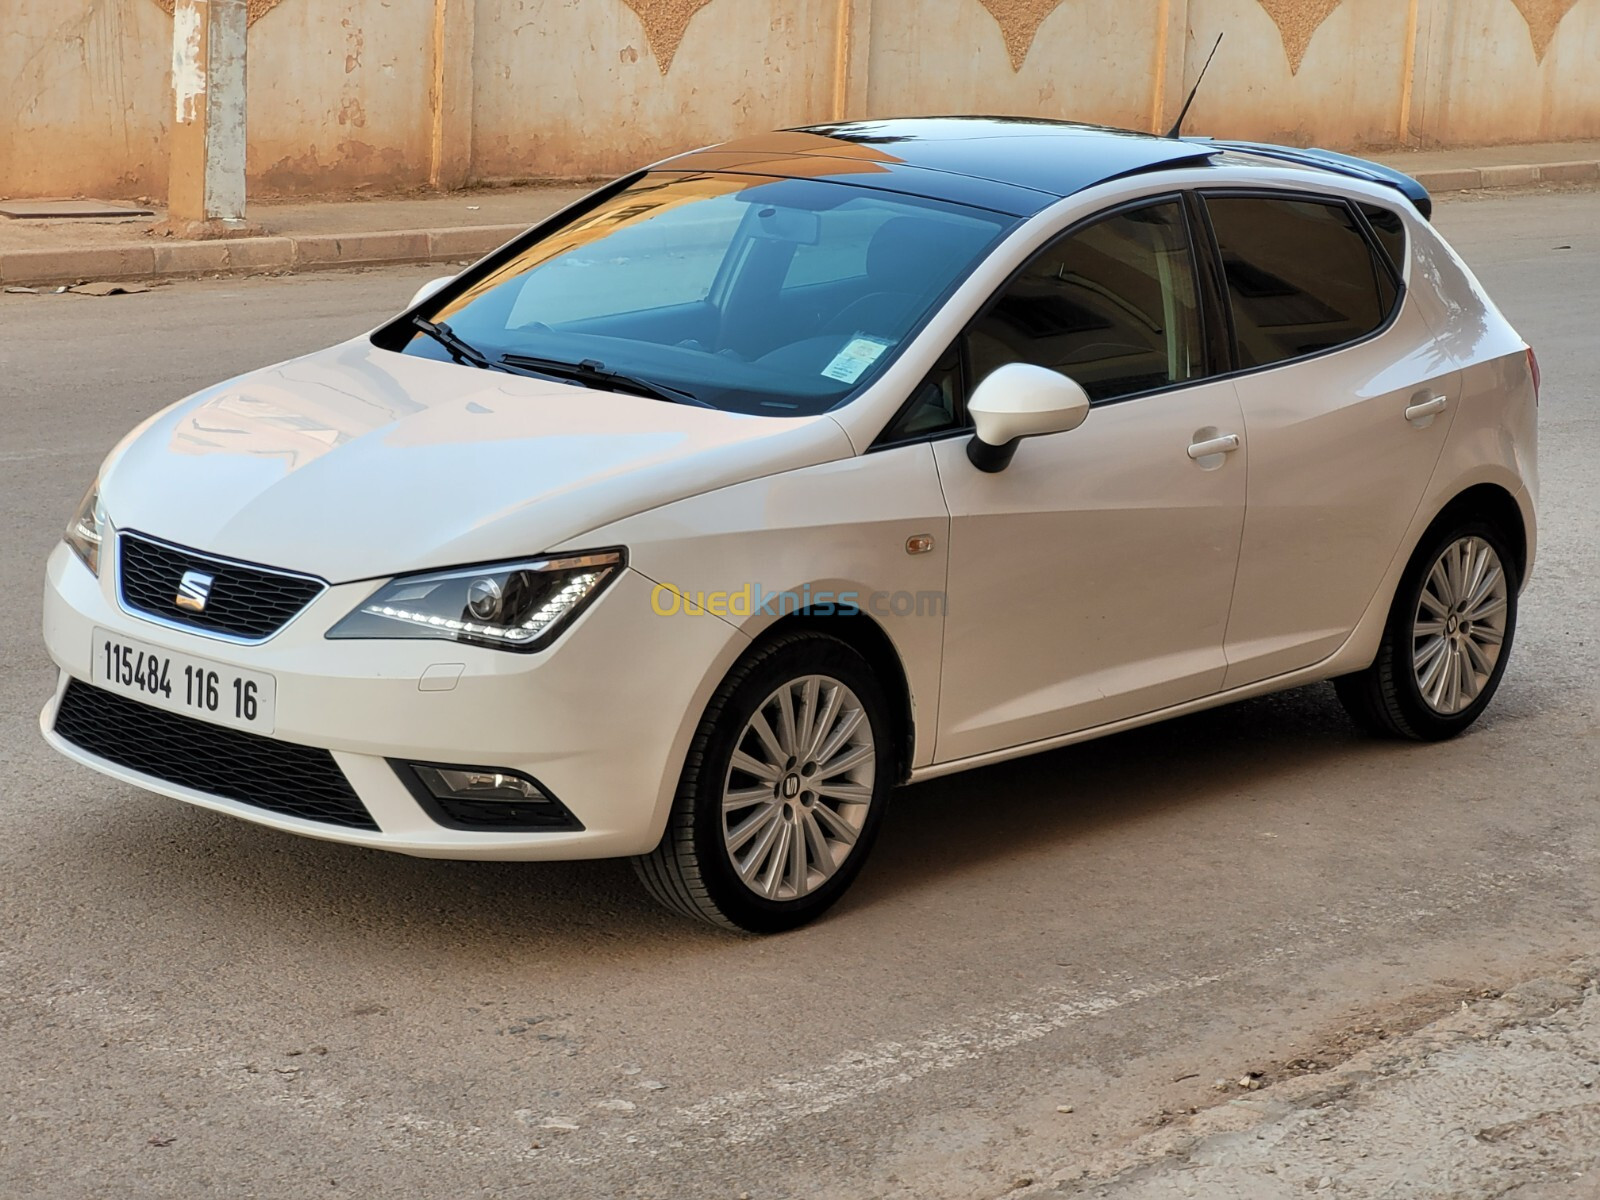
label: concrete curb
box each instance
[1409,158,1600,193]
[0,223,526,288]
[2,160,1595,288]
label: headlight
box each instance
[326,550,624,652]
[64,483,107,576]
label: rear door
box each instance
[1200,193,1463,687]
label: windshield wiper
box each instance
[500,354,714,408]
[410,315,505,372]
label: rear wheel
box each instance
[1335,519,1518,741]
[633,632,893,932]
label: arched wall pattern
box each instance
[5,0,1594,200]
[1510,0,1584,59]
[618,0,721,73]
[152,0,286,25]
[967,0,1581,72]
[141,0,1589,73]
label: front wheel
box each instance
[633,632,894,932]
[1335,519,1518,741]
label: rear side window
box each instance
[1205,197,1396,369]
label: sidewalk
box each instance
[0,183,592,290]
[2,141,1596,289]
[1373,139,1600,192]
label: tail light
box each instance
[1527,347,1541,401]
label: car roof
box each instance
[653,118,1221,217]
[653,117,1430,220]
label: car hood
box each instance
[100,339,855,582]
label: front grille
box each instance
[118,532,326,642]
[53,680,378,831]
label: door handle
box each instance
[1187,433,1241,460]
[1405,396,1449,422]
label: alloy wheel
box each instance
[1411,535,1509,716]
[721,675,876,901]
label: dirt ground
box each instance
[1033,962,1600,1198]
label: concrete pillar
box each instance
[429,0,476,190]
[831,0,874,121]
[1149,0,1191,134]
[1397,0,1441,144]
[168,0,248,228]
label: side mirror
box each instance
[409,275,456,309]
[965,363,1091,473]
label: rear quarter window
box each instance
[1359,202,1408,278]
[1205,196,1398,369]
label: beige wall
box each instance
[2,0,1598,201]
[2,0,172,198]
[470,0,840,179]
[247,0,435,193]
[1178,0,1411,146]
[1413,0,1600,144]
[862,0,1160,129]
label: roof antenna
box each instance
[1165,33,1224,139]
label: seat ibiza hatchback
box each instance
[42,119,1537,931]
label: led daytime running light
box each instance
[361,571,602,644]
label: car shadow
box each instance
[57,679,1414,962]
[861,680,1366,897]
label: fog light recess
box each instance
[393,761,584,832]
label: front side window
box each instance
[964,200,1204,404]
[1205,196,1395,369]
[404,173,1013,417]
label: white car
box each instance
[41,119,1538,932]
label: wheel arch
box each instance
[755,610,918,785]
[1324,474,1532,682]
[1417,482,1528,586]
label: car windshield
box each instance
[405,172,1015,416]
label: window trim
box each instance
[1192,187,1409,385]
[870,191,1215,450]
[1183,189,1238,376]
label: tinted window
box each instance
[1360,202,1408,277]
[1205,197,1392,368]
[965,201,1203,403]
[882,342,962,442]
[409,173,1011,417]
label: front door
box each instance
[928,198,1247,763]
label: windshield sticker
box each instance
[821,337,891,384]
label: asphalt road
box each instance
[2,188,1597,1200]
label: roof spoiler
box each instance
[1183,139,1433,221]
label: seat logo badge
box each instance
[175,570,215,613]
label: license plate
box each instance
[90,628,277,734]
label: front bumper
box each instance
[40,539,745,860]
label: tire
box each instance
[632,632,894,932]
[1334,518,1519,742]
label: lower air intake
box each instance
[53,680,378,831]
